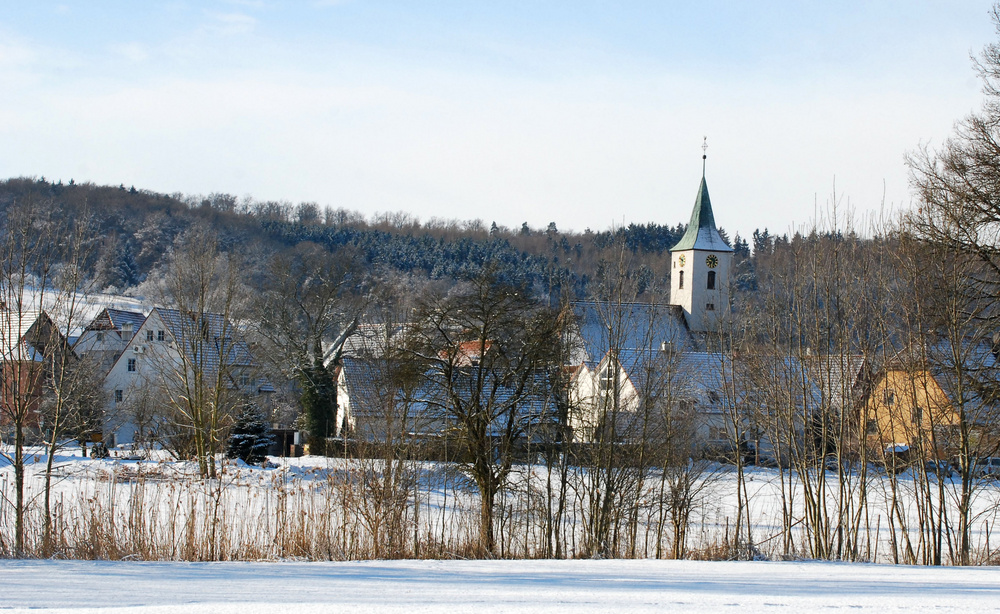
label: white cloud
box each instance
[221,0,265,7]
[0,35,37,68]
[0,57,973,237]
[203,11,257,36]
[109,42,148,64]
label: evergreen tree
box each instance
[299,360,340,454]
[227,402,274,464]
[114,239,141,288]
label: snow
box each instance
[5,451,1000,611]
[2,558,1000,613]
[6,448,1000,564]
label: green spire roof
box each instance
[670,175,733,252]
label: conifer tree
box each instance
[227,402,274,464]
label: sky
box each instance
[1,1,997,240]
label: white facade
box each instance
[73,308,146,373]
[103,309,174,445]
[670,248,732,333]
[103,307,261,446]
[668,174,734,333]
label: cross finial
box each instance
[701,136,708,175]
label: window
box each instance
[114,390,123,403]
[598,363,616,396]
[707,271,716,290]
[95,332,104,342]
[866,419,878,435]
[678,271,684,289]
[885,391,895,406]
[157,330,165,341]
[708,425,727,441]
[122,323,133,336]
[240,373,251,387]
[127,358,136,373]
[706,303,715,311]
[912,405,923,425]
[146,330,154,341]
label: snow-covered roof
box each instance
[154,307,257,371]
[83,307,146,338]
[0,309,46,362]
[572,301,691,367]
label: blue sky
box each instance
[1,1,996,239]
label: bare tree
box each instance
[254,243,366,455]
[0,200,65,556]
[145,228,249,477]
[905,7,1000,563]
[407,268,561,556]
[343,274,425,558]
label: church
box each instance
[668,163,734,334]
[566,156,751,454]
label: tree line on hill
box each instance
[0,175,760,300]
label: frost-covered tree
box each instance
[227,402,273,464]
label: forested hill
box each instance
[0,176,748,297]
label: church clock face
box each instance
[678,255,686,267]
[706,254,719,268]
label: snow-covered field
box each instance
[4,558,1000,613]
[5,448,1000,563]
[6,450,1000,611]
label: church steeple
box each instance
[669,141,733,333]
[670,168,733,252]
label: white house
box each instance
[103,307,265,446]
[73,307,146,373]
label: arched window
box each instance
[707,271,716,290]
[679,270,684,289]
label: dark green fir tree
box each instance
[227,402,274,464]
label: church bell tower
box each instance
[669,142,733,333]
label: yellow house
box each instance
[863,366,959,460]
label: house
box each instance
[0,309,72,433]
[575,347,737,452]
[339,344,559,457]
[103,307,268,446]
[860,343,999,462]
[339,355,446,446]
[73,307,146,373]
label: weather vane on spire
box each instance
[701,136,708,175]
